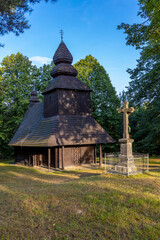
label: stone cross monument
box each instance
[115,101,137,174]
[118,101,134,139]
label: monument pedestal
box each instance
[115,138,137,174]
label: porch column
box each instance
[55,148,58,168]
[62,146,64,170]
[33,154,35,167]
[99,144,103,166]
[39,154,42,166]
[48,148,51,170]
[94,145,97,164]
[29,152,31,167]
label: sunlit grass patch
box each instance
[0,158,160,239]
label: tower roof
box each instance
[29,89,39,106]
[53,41,73,64]
[43,41,91,94]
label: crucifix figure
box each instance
[118,101,134,139]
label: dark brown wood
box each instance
[99,144,102,166]
[55,148,58,168]
[39,154,42,166]
[62,146,64,170]
[28,152,31,167]
[33,154,35,166]
[94,145,97,164]
[48,148,51,170]
[11,41,115,169]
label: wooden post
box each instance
[48,148,51,170]
[37,155,39,166]
[55,148,58,168]
[94,145,97,164]
[33,154,35,167]
[29,152,31,167]
[99,144,102,166]
[40,154,42,166]
[62,146,64,170]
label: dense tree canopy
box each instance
[0,53,38,157]
[117,0,160,52]
[74,55,121,152]
[118,0,160,154]
[0,53,52,157]
[0,0,57,46]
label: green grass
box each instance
[0,159,160,240]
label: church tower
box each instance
[43,40,92,118]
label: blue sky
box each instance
[0,0,141,94]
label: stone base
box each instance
[114,157,137,175]
[119,138,134,157]
[114,165,137,174]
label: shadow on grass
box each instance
[0,159,14,164]
[0,161,160,239]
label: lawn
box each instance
[0,159,160,240]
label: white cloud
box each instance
[29,56,52,65]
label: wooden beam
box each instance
[62,146,64,170]
[40,154,42,166]
[55,148,58,168]
[48,148,51,170]
[33,154,35,167]
[99,144,103,166]
[94,145,97,164]
[29,152,31,167]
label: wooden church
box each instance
[9,40,114,169]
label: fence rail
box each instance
[103,153,149,176]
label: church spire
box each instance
[29,89,39,107]
[50,40,77,78]
[53,41,73,65]
[42,38,91,94]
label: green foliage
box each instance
[126,48,160,106]
[0,52,52,158]
[35,63,53,101]
[74,55,121,152]
[118,0,160,155]
[117,0,160,51]
[0,53,36,157]
[0,0,57,47]
[130,101,160,155]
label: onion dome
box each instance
[42,40,92,94]
[53,41,73,64]
[29,89,39,107]
[50,63,77,77]
[51,41,77,78]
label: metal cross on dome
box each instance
[60,29,64,42]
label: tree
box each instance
[118,0,160,154]
[0,53,36,157]
[0,52,53,158]
[74,55,121,152]
[117,0,160,52]
[0,0,57,47]
[35,63,53,101]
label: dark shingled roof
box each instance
[9,103,114,147]
[43,75,91,93]
[50,63,78,77]
[43,41,92,94]
[53,41,73,64]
